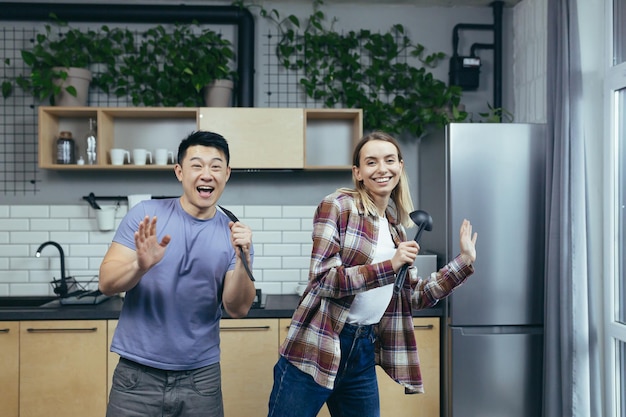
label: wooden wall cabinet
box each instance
[38,106,362,171]
[19,320,107,417]
[0,322,19,417]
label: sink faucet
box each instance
[36,241,68,298]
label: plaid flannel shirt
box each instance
[279,191,474,393]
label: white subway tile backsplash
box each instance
[253,231,283,244]
[0,244,30,257]
[262,269,302,282]
[244,205,282,218]
[30,219,70,231]
[282,206,316,218]
[253,256,283,269]
[264,218,301,231]
[0,219,30,231]
[282,231,311,243]
[9,205,49,218]
[300,243,313,256]
[10,283,53,296]
[263,244,302,256]
[0,270,29,282]
[50,232,90,244]
[0,204,328,296]
[10,231,49,244]
[282,256,310,269]
[50,205,88,218]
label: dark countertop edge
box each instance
[0,294,444,321]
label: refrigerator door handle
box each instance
[451,325,543,335]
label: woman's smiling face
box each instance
[353,139,403,201]
[175,144,231,219]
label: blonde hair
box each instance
[338,131,415,228]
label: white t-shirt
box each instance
[346,216,396,325]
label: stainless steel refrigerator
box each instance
[417,123,546,417]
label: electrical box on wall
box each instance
[449,56,481,90]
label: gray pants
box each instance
[107,358,224,417]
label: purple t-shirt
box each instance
[110,198,251,370]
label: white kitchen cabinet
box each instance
[0,322,19,417]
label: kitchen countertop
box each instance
[0,294,444,321]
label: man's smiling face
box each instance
[175,144,231,219]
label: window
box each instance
[615,0,626,65]
[607,1,626,415]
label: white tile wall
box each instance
[0,203,441,298]
[0,204,318,297]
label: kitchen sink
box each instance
[0,296,58,308]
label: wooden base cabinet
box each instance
[280,317,440,417]
[0,322,19,417]
[19,320,108,417]
[377,317,441,417]
[220,318,279,417]
[107,320,120,400]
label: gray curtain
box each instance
[544,0,602,416]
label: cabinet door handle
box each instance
[26,327,98,333]
[413,324,434,330]
[0,328,10,333]
[220,326,271,331]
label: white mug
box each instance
[154,148,175,165]
[132,148,152,165]
[110,148,130,165]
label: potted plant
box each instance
[2,15,130,106]
[114,22,237,107]
[237,0,467,138]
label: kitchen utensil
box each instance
[393,210,433,294]
[218,205,255,281]
[86,192,101,210]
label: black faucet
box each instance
[36,241,68,298]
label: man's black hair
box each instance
[177,131,230,166]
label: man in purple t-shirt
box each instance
[99,131,256,417]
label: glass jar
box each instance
[56,131,76,164]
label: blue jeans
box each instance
[107,358,223,417]
[268,323,380,417]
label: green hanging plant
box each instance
[235,0,467,138]
[113,22,237,107]
[1,14,132,105]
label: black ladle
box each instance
[393,210,433,294]
[218,205,255,282]
[86,192,101,210]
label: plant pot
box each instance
[204,79,234,107]
[52,67,92,106]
